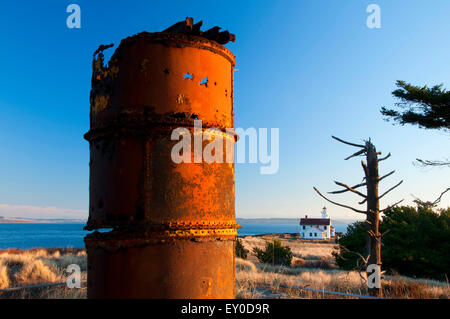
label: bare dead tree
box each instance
[411,187,450,209]
[313,136,403,297]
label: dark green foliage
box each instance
[252,239,293,266]
[235,238,248,259]
[381,80,450,130]
[381,206,450,279]
[333,221,367,270]
[334,206,450,280]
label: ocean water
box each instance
[0,223,87,249]
[0,223,349,249]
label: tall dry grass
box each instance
[1,242,449,299]
[0,248,87,298]
[236,235,449,299]
[235,257,450,299]
[239,235,337,264]
[236,258,367,298]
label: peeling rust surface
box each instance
[84,227,238,251]
[86,240,235,298]
[162,17,236,45]
[88,31,235,129]
[85,20,237,299]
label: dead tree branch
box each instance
[415,158,450,168]
[329,181,367,198]
[331,136,366,148]
[345,149,366,160]
[313,187,366,214]
[367,230,383,246]
[380,199,404,212]
[378,170,395,182]
[432,187,450,205]
[378,180,403,200]
[412,187,450,208]
[361,161,369,177]
[329,182,367,194]
[338,246,369,285]
[381,229,390,237]
[378,153,391,162]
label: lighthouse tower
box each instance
[321,207,329,219]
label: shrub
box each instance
[381,205,449,280]
[235,239,248,259]
[333,205,450,280]
[252,239,293,266]
[332,221,367,270]
[235,258,257,273]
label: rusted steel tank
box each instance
[84,18,238,298]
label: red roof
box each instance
[300,218,331,226]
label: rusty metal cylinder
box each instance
[84,30,237,298]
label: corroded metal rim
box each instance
[115,32,236,66]
[85,220,241,231]
[85,222,241,243]
[84,226,238,250]
[84,118,239,142]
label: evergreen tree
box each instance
[334,205,450,280]
[381,80,450,131]
[381,80,449,167]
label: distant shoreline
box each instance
[236,217,358,225]
[0,217,86,224]
[0,233,334,252]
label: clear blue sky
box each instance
[0,0,449,220]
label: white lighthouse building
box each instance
[299,207,335,240]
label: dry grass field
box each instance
[0,235,448,299]
[237,234,450,299]
[0,248,87,298]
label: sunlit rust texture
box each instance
[84,18,237,298]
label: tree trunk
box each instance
[314,136,403,298]
[365,141,382,297]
